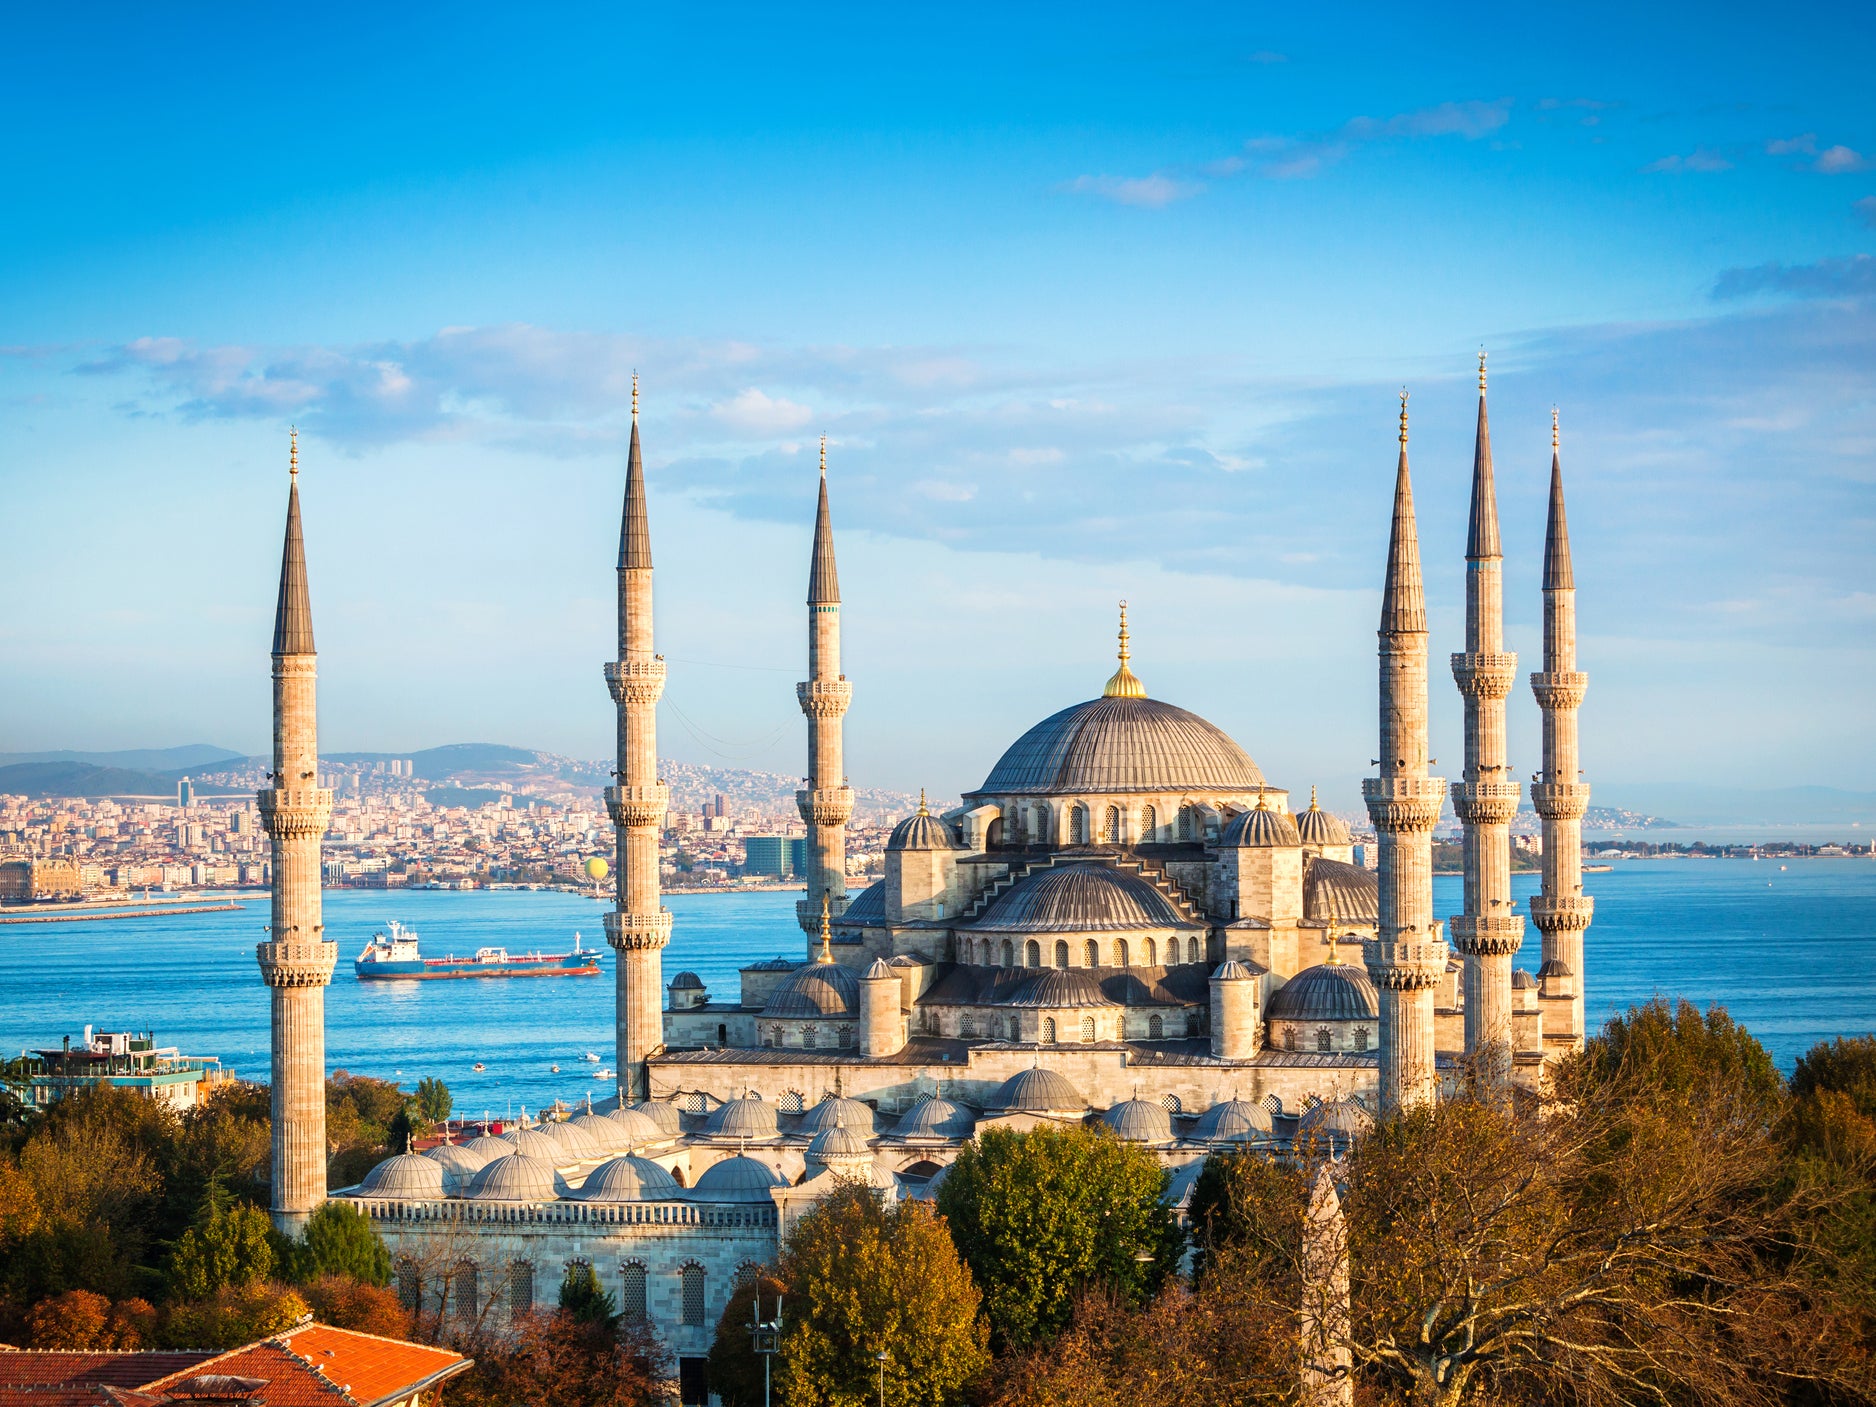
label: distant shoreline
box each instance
[0,901,246,925]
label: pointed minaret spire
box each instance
[1544,409,1573,590]
[1466,351,1501,560]
[272,430,315,656]
[619,383,652,572]
[1380,392,1426,635]
[809,437,840,604]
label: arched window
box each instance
[838,1026,853,1049]
[621,1262,648,1322]
[1141,806,1157,842]
[508,1262,534,1321]
[1084,939,1099,967]
[1080,1016,1095,1043]
[1178,805,1195,841]
[1161,1093,1183,1114]
[1317,1028,1333,1053]
[781,1089,805,1113]
[1146,938,1158,965]
[680,1264,707,1327]
[1264,1094,1284,1116]
[1117,939,1130,968]
[735,1261,761,1289]
[1043,1017,1057,1044]
[1001,939,1014,967]
[396,1261,420,1311]
[1054,940,1069,969]
[986,817,1004,848]
[1354,1028,1370,1052]
[1285,1028,1300,1051]
[1007,1015,1019,1040]
[1187,936,1200,964]
[1147,1014,1163,1039]
[1185,1010,1202,1038]
[801,1025,817,1049]
[761,1027,774,1048]
[1071,805,1090,844]
[961,1013,977,1038]
[1103,805,1121,843]
[1025,940,1041,968]
[451,1263,478,1321]
[1035,802,1052,843]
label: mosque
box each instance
[256,363,1592,1387]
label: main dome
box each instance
[971,696,1264,796]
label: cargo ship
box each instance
[353,921,602,980]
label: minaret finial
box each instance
[1309,784,1319,811]
[918,788,928,817]
[632,371,639,421]
[1552,406,1560,451]
[819,893,833,962]
[819,434,827,477]
[289,426,299,479]
[1398,390,1410,447]
[1103,600,1146,698]
[1478,348,1487,393]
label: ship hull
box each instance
[354,954,601,980]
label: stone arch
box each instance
[961,1012,977,1038]
[1178,804,1196,841]
[1025,939,1041,968]
[1185,1009,1202,1038]
[1001,939,1014,967]
[1102,805,1121,843]
[1354,1027,1371,1051]
[1141,805,1158,842]
[1116,938,1130,968]
[1186,935,1200,964]
[899,1158,945,1181]
[986,817,1004,848]
[1146,937,1158,965]
[1161,1092,1183,1113]
[450,1261,479,1321]
[1034,801,1052,843]
[506,1260,534,1321]
[1042,1017,1057,1044]
[1054,940,1070,969]
[1080,1015,1095,1043]
[1316,1027,1333,1053]
[734,1261,762,1289]
[801,1025,818,1049]
[1083,939,1099,967]
[1070,804,1090,844]
[1148,1014,1163,1039]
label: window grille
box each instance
[1148,1015,1163,1039]
[508,1263,533,1321]
[1317,1028,1333,1053]
[621,1263,648,1322]
[397,1263,420,1311]
[1117,939,1129,968]
[1080,1016,1095,1043]
[1054,940,1069,969]
[1026,940,1041,968]
[452,1264,478,1321]
[1354,1028,1369,1052]
[1043,1017,1057,1044]
[1084,940,1099,967]
[801,1025,817,1049]
[680,1264,706,1327]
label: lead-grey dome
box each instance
[888,811,956,851]
[539,1119,605,1160]
[965,863,1200,934]
[797,1094,879,1135]
[504,1127,569,1162]
[632,1100,685,1135]
[1190,1098,1274,1143]
[1266,963,1379,1022]
[806,1121,871,1161]
[570,1113,628,1153]
[423,1141,493,1194]
[1297,1096,1375,1144]
[1295,796,1352,847]
[986,1066,1087,1115]
[763,958,860,1018]
[1223,805,1301,848]
[668,971,705,991]
[573,1155,681,1202]
[605,1106,666,1145]
[704,1096,780,1139]
[467,1152,566,1202]
[999,969,1119,1009]
[690,1155,788,1202]
[891,1094,976,1140]
[358,1151,447,1200]
[971,696,1265,796]
[461,1134,513,1160]
[1102,1098,1174,1144]
[1304,858,1379,924]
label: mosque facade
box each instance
[266,365,1591,1386]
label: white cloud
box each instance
[1061,172,1204,208]
[1815,144,1869,173]
[1644,148,1733,173]
[710,387,813,434]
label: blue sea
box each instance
[1,860,1871,1112]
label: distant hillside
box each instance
[0,744,245,772]
[1594,784,1876,827]
[0,761,243,799]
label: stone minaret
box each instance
[257,431,336,1235]
[1362,395,1449,1113]
[604,379,672,1100]
[1449,355,1524,1082]
[796,437,853,940]
[1530,410,1591,1050]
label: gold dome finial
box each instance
[289,426,299,480]
[1478,348,1487,394]
[1398,390,1410,447]
[917,788,928,817]
[1324,933,1342,966]
[632,371,639,420]
[819,893,832,962]
[1552,406,1560,451]
[1255,785,1268,811]
[1103,600,1146,698]
[1308,784,1320,811]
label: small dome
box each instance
[999,969,1118,1009]
[539,1119,604,1160]
[573,1155,681,1202]
[986,1066,1087,1115]
[632,1100,685,1135]
[763,958,860,1018]
[806,1121,871,1161]
[1511,968,1538,991]
[1295,792,1353,847]
[1102,1098,1174,1144]
[1210,959,1256,983]
[461,1134,513,1160]
[966,863,1199,935]
[1190,1098,1274,1143]
[668,971,705,991]
[891,1094,976,1140]
[690,1155,788,1202]
[358,1151,447,1200]
[467,1152,565,1202]
[1536,959,1573,979]
[570,1113,627,1152]
[1297,1096,1374,1143]
[504,1128,569,1162]
[605,1106,666,1145]
[888,809,955,852]
[704,1096,780,1139]
[1266,964,1380,1022]
[1222,804,1301,848]
[797,1094,878,1135]
[423,1141,493,1194]
[863,957,896,981]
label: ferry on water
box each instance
[353,921,602,980]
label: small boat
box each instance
[581,1052,601,1063]
[354,921,602,980]
[472,1061,486,1072]
[594,1068,613,1080]
[550,1064,561,1074]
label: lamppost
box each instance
[750,1289,783,1407]
[875,1350,890,1407]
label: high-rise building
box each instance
[743,836,793,877]
[176,777,194,808]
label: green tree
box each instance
[776,1182,988,1407]
[283,1200,392,1287]
[1791,1034,1876,1116]
[166,1195,275,1301]
[1570,994,1784,1116]
[559,1260,618,1328]
[386,1104,419,1156]
[162,1281,309,1349]
[707,1271,786,1407]
[936,1125,1183,1350]
[415,1077,453,1127]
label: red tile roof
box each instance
[0,1354,215,1393]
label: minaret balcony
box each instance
[1449,913,1525,956]
[256,939,338,987]
[1450,651,1518,698]
[796,678,852,718]
[1362,776,1447,832]
[604,909,674,951]
[606,784,671,828]
[1362,929,1448,986]
[1451,779,1522,825]
[257,788,333,837]
[1530,782,1591,821]
[797,786,855,827]
[1529,894,1595,931]
[605,658,667,706]
[1529,671,1588,709]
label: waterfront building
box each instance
[6,1026,226,1112]
[743,835,794,878]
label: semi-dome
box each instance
[467,1153,565,1202]
[605,1105,666,1145]
[1295,790,1353,847]
[358,1151,447,1200]
[504,1128,569,1162]
[704,1096,780,1139]
[1297,1097,1375,1144]
[986,1066,1087,1115]
[891,1094,976,1140]
[424,1141,493,1194]
[965,863,1200,934]
[1222,804,1301,848]
[573,1155,681,1202]
[888,804,955,852]
[632,1100,685,1135]
[999,969,1119,1009]
[1304,858,1379,924]
[1266,963,1380,1022]
[971,695,1265,797]
[1190,1098,1274,1143]
[762,958,860,1018]
[539,1119,605,1160]
[690,1155,788,1202]
[1101,1098,1174,1144]
[797,1094,879,1134]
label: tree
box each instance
[386,1104,419,1156]
[163,1282,310,1349]
[776,1182,989,1407]
[557,1260,618,1327]
[1791,1034,1876,1116]
[446,1311,670,1407]
[415,1077,453,1127]
[1575,995,1784,1114]
[284,1199,392,1287]
[936,1125,1183,1350]
[707,1271,786,1407]
[25,1290,154,1350]
[167,1195,275,1301]
[303,1273,413,1338]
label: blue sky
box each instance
[2,3,1872,809]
